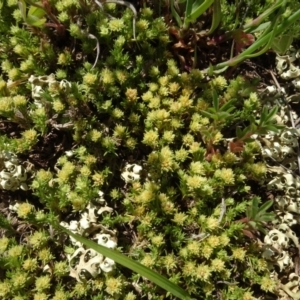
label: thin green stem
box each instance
[243,0,285,30]
[203,7,300,73]
[183,0,214,30]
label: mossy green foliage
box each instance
[0,0,281,299]
[221,0,300,34]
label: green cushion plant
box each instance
[0,0,289,299]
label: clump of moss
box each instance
[0,1,283,299]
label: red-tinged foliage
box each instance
[229,140,245,153]
[232,29,255,53]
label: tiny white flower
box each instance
[100,257,115,272]
[59,79,71,91]
[20,182,29,191]
[121,171,140,183]
[98,190,104,198]
[70,236,82,247]
[9,202,20,212]
[79,215,90,230]
[121,163,142,183]
[95,233,117,249]
[69,220,79,231]
[32,86,44,101]
[65,150,74,157]
[60,221,69,229]
[43,264,51,273]
[132,164,142,174]
[12,165,27,181]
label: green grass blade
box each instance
[236,126,244,139]
[59,226,194,300]
[208,7,300,72]
[200,110,216,119]
[212,89,219,111]
[271,34,293,54]
[246,21,271,34]
[256,224,267,234]
[248,221,258,230]
[250,197,259,219]
[207,0,221,35]
[187,0,213,21]
[259,106,268,125]
[257,213,275,222]
[171,0,183,27]
[264,106,278,123]
[18,0,27,22]
[258,200,274,213]
[263,124,285,132]
[185,0,194,18]
[219,99,235,112]
[243,0,285,31]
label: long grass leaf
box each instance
[264,106,278,122]
[171,0,183,27]
[257,213,275,222]
[258,200,274,213]
[219,99,235,112]
[212,89,219,111]
[59,226,194,300]
[251,197,259,219]
[187,0,213,21]
[18,0,27,22]
[207,0,221,35]
[200,110,216,119]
